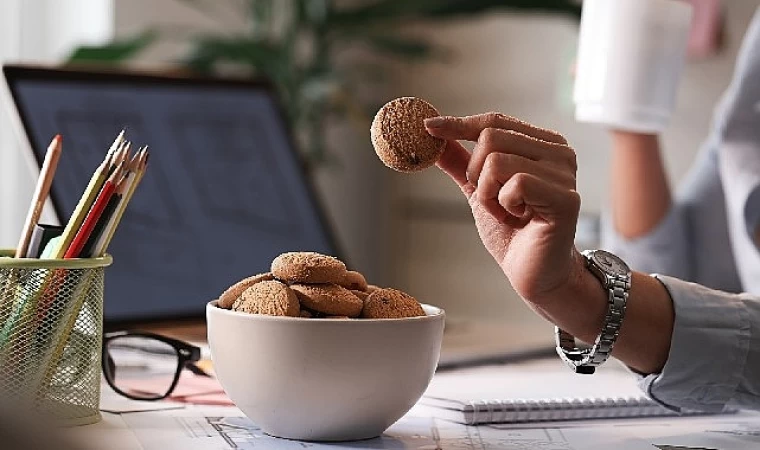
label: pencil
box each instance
[93,151,139,256]
[84,170,130,258]
[63,162,123,259]
[15,135,62,257]
[98,146,149,254]
[52,132,123,259]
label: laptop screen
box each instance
[3,66,337,324]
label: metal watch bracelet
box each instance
[555,250,631,374]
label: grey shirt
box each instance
[602,9,760,412]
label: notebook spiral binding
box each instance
[468,397,680,425]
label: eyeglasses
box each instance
[102,331,206,401]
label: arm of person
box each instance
[603,130,693,281]
[605,127,742,291]
[426,113,759,412]
[609,130,672,238]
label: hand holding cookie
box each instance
[423,113,583,308]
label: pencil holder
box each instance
[0,250,112,426]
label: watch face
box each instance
[590,250,630,277]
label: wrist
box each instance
[536,249,608,345]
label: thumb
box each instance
[436,140,475,198]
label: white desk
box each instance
[67,403,760,450]
[66,362,760,450]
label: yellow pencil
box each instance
[52,131,124,259]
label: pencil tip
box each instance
[55,134,62,142]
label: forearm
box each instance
[610,131,672,238]
[537,250,675,374]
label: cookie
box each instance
[351,289,369,302]
[338,270,368,291]
[218,272,275,309]
[233,280,300,317]
[272,252,347,284]
[300,310,313,318]
[371,97,445,173]
[290,283,363,318]
[366,284,381,293]
[361,288,425,319]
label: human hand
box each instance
[425,113,584,308]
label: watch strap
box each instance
[555,252,630,374]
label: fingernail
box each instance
[424,116,446,128]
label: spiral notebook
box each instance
[421,359,725,425]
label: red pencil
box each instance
[64,163,123,259]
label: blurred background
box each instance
[0,0,754,329]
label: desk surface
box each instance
[71,385,760,450]
[139,320,207,342]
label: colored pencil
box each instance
[52,131,124,259]
[98,146,149,255]
[63,162,123,259]
[15,135,62,257]
[84,166,134,258]
[93,150,139,256]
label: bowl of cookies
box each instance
[207,251,445,442]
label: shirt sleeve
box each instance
[601,139,743,293]
[636,275,760,412]
[601,208,689,281]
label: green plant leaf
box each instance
[67,30,157,63]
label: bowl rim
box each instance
[207,300,444,323]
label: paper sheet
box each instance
[99,382,185,414]
[118,406,657,450]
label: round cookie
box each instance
[272,252,347,284]
[371,97,445,173]
[338,270,368,291]
[351,289,369,302]
[366,284,381,293]
[361,288,425,319]
[218,272,275,309]
[233,280,300,317]
[290,283,363,318]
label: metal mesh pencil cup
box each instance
[0,250,112,426]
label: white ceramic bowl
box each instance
[206,301,445,441]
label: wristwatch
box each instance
[555,249,631,374]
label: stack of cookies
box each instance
[217,252,426,319]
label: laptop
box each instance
[2,65,339,326]
[3,65,556,367]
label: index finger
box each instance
[425,112,567,145]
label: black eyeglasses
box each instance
[102,331,206,401]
